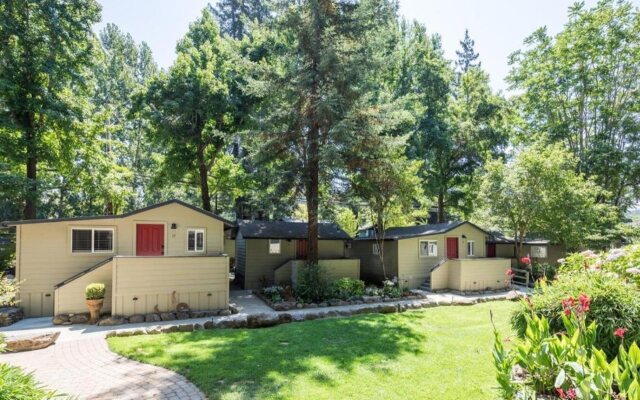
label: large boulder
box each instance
[5,331,60,352]
[69,313,90,324]
[145,313,162,323]
[0,307,23,327]
[247,313,280,328]
[52,314,70,325]
[128,314,145,324]
[160,312,176,321]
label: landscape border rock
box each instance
[105,290,518,338]
[5,331,60,352]
[53,307,238,326]
[0,307,24,327]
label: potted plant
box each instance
[85,283,105,324]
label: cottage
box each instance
[486,233,566,266]
[351,221,512,292]
[2,200,234,317]
[234,220,359,290]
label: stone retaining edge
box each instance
[105,292,517,338]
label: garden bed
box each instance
[255,290,425,311]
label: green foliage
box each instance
[478,141,613,256]
[0,363,56,399]
[295,263,329,303]
[210,0,272,39]
[511,273,640,360]
[145,8,243,213]
[261,285,284,303]
[496,299,640,399]
[508,0,640,212]
[0,278,20,307]
[85,283,106,300]
[382,279,401,298]
[333,208,358,238]
[531,263,557,281]
[331,278,365,300]
[0,0,101,219]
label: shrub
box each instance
[85,283,106,300]
[494,295,640,399]
[382,278,401,298]
[364,285,382,296]
[511,272,640,359]
[331,278,365,300]
[0,362,56,399]
[295,263,329,303]
[262,286,284,303]
[0,277,20,307]
[531,262,556,281]
[559,245,640,286]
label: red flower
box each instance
[562,296,575,316]
[520,256,531,265]
[614,327,628,339]
[557,388,577,399]
[506,269,514,276]
[578,293,590,314]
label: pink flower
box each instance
[557,388,577,399]
[506,269,514,277]
[614,327,628,339]
[520,256,531,265]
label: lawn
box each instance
[108,301,516,400]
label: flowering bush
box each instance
[493,294,640,399]
[559,245,640,286]
[511,272,640,359]
[382,278,401,298]
[364,285,383,296]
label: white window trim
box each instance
[372,243,380,255]
[419,240,438,258]
[186,228,206,253]
[71,228,115,254]
[467,240,475,256]
[269,239,282,255]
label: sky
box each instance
[95,0,637,93]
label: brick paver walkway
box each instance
[1,336,204,400]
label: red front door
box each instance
[136,224,164,256]
[487,243,497,258]
[446,237,459,259]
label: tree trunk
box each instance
[376,210,387,279]
[437,188,445,223]
[196,143,212,211]
[306,122,320,264]
[24,119,37,220]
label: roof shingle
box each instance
[238,220,351,240]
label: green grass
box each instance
[108,301,516,400]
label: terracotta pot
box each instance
[86,299,104,324]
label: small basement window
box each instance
[187,229,205,252]
[372,243,380,255]
[467,240,475,256]
[269,239,281,254]
[72,228,114,253]
[531,245,547,258]
[419,240,437,257]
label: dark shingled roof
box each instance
[1,199,235,229]
[486,232,549,245]
[355,221,489,241]
[238,220,351,240]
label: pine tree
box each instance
[210,0,272,39]
[455,29,480,73]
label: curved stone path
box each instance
[1,336,205,400]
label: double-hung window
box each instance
[531,245,547,258]
[467,240,475,256]
[419,240,437,257]
[372,243,380,255]
[187,229,205,252]
[71,228,114,253]
[269,239,281,254]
